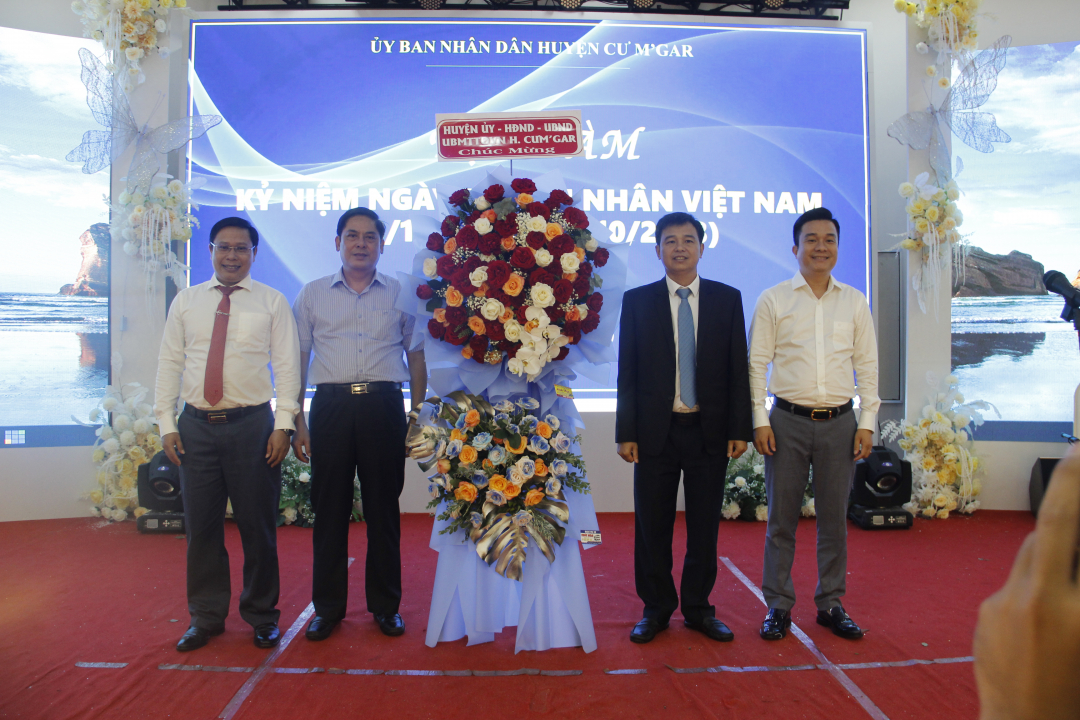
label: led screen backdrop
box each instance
[187,17,870,402]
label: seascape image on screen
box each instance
[186,18,870,405]
[0,27,111,440]
[950,40,1080,426]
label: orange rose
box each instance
[503,483,521,499]
[489,475,508,492]
[454,481,478,502]
[482,459,494,471]
[437,458,451,474]
[464,409,481,427]
[458,445,478,465]
[468,316,486,335]
[481,209,496,222]
[446,287,463,307]
[503,274,525,297]
[450,429,467,442]
[443,237,457,254]
[524,488,545,506]
[574,246,586,260]
[545,222,563,240]
[565,306,581,322]
[473,282,488,298]
[506,435,527,454]
[534,458,548,477]
[501,236,517,252]
[517,193,533,206]
[433,308,447,324]
[461,346,473,360]
[535,422,552,439]
[499,308,514,323]
[563,272,578,282]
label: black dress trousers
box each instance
[309,387,407,620]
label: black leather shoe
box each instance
[759,608,792,640]
[629,618,668,644]
[176,625,224,652]
[374,613,405,637]
[684,617,735,642]
[253,623,280,648]
[305,616,338,641]
[816,605,864,639]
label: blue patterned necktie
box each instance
[676,287,697,408]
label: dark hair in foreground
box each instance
[337,207,386,239]
[209,216,259,248]
[793,207,839,247]
[655,212,705,244]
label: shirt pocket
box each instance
[366,308,401,343]
[231,312,272,351]
[832,321,855,353]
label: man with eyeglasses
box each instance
[291,207,426,641]
[155,216,301,653]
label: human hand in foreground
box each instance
[753,426,775,456]
[853,429,873,460]
[617,442,639,464]
[266,429,290,467]
[728,440,747,460]
[162,432,185,466]
[974,444,1080,720]
[292,414,311,464]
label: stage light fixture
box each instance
[848,446,914,529]
[136,451,186,533]
[763,0,786,8]
[628,0,655,10]
[559,0,583,9]
[419,0,444,8]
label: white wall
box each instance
[1,0,1074,520]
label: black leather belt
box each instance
[183,401,270,424]
[774,397,853,421]
[316,382,402,395]
[670,411,701,425]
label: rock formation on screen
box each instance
[60,222,110,297]
[953,247,1046,297]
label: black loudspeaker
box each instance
[1029,457,1061,517]
[848,446,914,530]
[137,450,183,513]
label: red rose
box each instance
[573,276,590,296]
[586,292,604,313]
[544,195,562,212]
[547,189,573,207]
[562,206,589,229]
[525,201,550,219]
[592,247,609,267]
[581,313,600,333]
[427,319,445,340]
[450,269,472,291]
[485,320,506,341]
[466,210,482,224]
[456,226,480,250]
[555,346,570,362]
[489,288,512,307]
[515,305,529,323]
[426,232,444,252]
[469,333,489,359]
[436,254,457,279]
[578,261,593,278]
[545,306,565,323]
[445,327,470,346]
[448,189,469,207]
[463,256,483,274]
[552,279,574,304]
[510,247,536,271]
[416,284,434,300]
[477,233,500,255]
[486,260,511,288]
[483,184,505,203]
[511,178,536,194]
[563,320,582,344]
[494,216,517,237]
[504,343,519,359]
[549,235,574,258]
[525,231,547,250]
[446,307,467,326]
[441,215,459,237]
[531,269,557,287]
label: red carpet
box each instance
[0,510,1031,720]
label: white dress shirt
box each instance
[748,272,879,432]
[154,274,302,436]
[666,274,700,412]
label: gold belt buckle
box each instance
[810,408,832,421]
[207,412,228,424]
[350,383,369,394]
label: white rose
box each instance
[469,267,488,288]
[124,46,144,61]
[560,252,581,274]
[576,304,588,321]
[481,298,504,321]
[298,472,310,483]
[474,217,493,235]
[585,237,598,252]
[503,319,522,342]
[475,196,491,211]
[531,283,555,308]
[111,508,128,522]
[130,193,145,206]
[155,18,167,33]
[526,215,547,233]
[734,476,746,487]
[898,182,916,198]
[151,186,167,200]
[534,248,553,267]
[722,502,741,520]
[422,257,438,278]
[118,190,131,205]
[507,357,525,376]
[283,506,297,524]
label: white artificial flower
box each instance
[167,180,184,194]
[722,502,741,520]
[123,242,139,256]
[474,196,491,211]
[151,186,167,200]
[422,258,438,278]
[283,506,297,524]
[102,397,119,411]
[734,476,747,488]
[124,46,144,61]
[89,408,101,422]
[525,305,550,328]
[542,324,562,341]
[507,357,525,376]
[99,427,115,441]
[534,248,553,267]
[801,498,816,517]
[298,472,310,483]
[525,215,547,233]
[915,41,929,54]
[585,238,598,252]
[118,190,131,205]
[531,283,556,308]
[469,267,488,287]
[119,430,136,447]
[132,418,150,434]
[155,18,167,33]
[560,252,581,274]
[480,298,504,321]
[898,182,916,198]
[112,414,132,432]
[90,506,101,517]
[755,504,768,522]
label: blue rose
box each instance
[515,396,540,410]
[543,414,561,431]
[487,489,507,506]
[493,400,516,413]
[545,478,562,495]
[471,432,493,451]
[507,424,520,436]
[513,510,531,527]
[516,457,536,479]
[469,511,483,528]
[527,435,550,454]
[446,439,463,459]
[552,432,572,454]
[471,472,489,489]
[550,459,568,477]
[494,412,510,423]
[521,415,538,432]
[488,446,507,465]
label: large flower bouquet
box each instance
[417,177,609,381]
[895,0,983,57]
[72,0,190,90]
[898,172,966,313]
[722,447,815,522]
[411,391,588,580]
[882,374,996,518]
[116,177,193,294]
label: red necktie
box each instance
[203,286,237,407]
